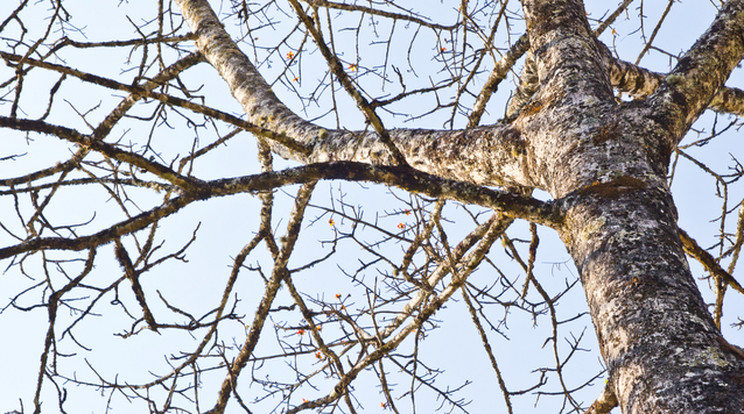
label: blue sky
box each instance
[0,1,743,413]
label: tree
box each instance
[1,0,743,413]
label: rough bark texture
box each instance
[6,0,744,411]
[517,0,744,412]
[169,0,744,411]
[563,187,744,413]
[171,0,744,411]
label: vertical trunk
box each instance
[517,0,744,410]
[559,154,744,413]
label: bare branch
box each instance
[287,0,408,166]
[647,0,744,140]
[207,162,563,227]
[174,0,320,160]
[207,182,317,413]
[583,381,618,414]
[303,0,458,31]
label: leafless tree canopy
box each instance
[1,0,744,413]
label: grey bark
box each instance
[171,0,744,412]
[523,0,744,412]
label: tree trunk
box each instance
[517,0,744,412]
[175,0,744,412]
[4,0,744,412]
[563,181,744,412]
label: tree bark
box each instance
[172,0,744,411]
[519,0,744,412]
[562,178,744,413]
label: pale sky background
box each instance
[0,1,743,413]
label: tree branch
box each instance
[678,227,744,297]
[290,212,505,412]
[0,195,196,261]
[114,239,159,332]
[303,0,458,31]
[468,34,529,128]
[0,161,561,261]
[287,0,408,166]
[208,162,563,227]
[0,52,311,155]
[607,52,744,117]
[646,0,744,141]
[173,0,320,160]
[0,117,203,192]
[207,182,317,414]
[173,0,541,188]
[583,381,618,414]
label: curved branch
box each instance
[0,194,195,260]
[174,0,320,161]
[610,56,744,117]
[207,162,562,227]
[173,0,536,188]
[0,117,558,213]
[0,161,562,261]
[0,117,203,191]
[646,0,744,140]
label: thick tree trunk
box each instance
[518,0,744,412]
[172,0,744,411]
[562,183,744,413]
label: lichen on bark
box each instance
[147,0,744,412]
